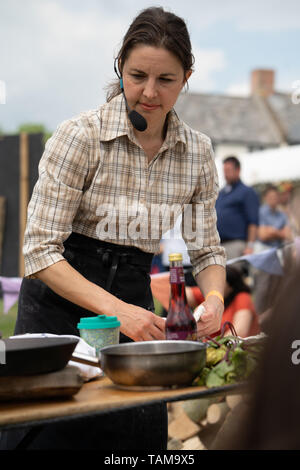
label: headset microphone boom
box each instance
[114,59,147,132]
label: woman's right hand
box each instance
[116,302,166,342]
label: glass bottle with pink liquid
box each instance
[165,253,197,341]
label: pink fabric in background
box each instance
[0,277,22,313]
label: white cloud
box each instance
[276,76,300,94]
[226,73,298,97]
[188,47,227,93]
[95,0,300,32]
[232,0,300,32]
[226,81,250,97]
[0,0,128,130]
[0,0,299,132]
[160,0,300,32]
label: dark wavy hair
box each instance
[224,265,251,308]
[106,7,194,101]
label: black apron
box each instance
[14,232,155,339]
[0,232,168,451]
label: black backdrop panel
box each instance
[0,133,43,276]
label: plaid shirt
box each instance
[24,93,226,278]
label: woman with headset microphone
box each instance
[9,7,226,450]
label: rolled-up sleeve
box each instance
[23,119,89,278]
[182,138,226,277]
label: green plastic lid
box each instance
[77,315,120,330]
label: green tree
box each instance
[17,123,52,144]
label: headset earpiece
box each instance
[113,57,147,132]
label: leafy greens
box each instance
[194,322,265,388]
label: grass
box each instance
[0,299,18,338]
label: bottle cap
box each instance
[77,315,120,330]
[168,253,183,262]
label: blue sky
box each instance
[0,0,299,132]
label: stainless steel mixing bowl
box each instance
[99,340,207,388]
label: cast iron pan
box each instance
[0,337,79,376]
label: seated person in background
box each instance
[186,265,260,338]
[278,182,300,238]
[257,185,291,249]
[254,185,291,315]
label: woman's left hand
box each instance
[195,296,224,338]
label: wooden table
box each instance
[0,375,245,431]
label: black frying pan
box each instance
[0,337,79,376]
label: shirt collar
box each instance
[99,94,130,142]
[163,108,187,150]
[264,203,278,214]
[232,178,241,188]
[99,94,187,148]
[224,179,241,191]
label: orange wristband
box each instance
[205,290,224,304]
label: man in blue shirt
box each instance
[216,156,259,260]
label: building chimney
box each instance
[251,69,275,97]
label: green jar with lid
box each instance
[77,315,120,354]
